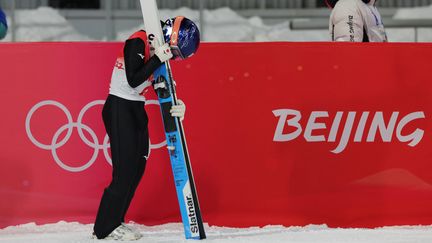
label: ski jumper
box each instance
[94,30,163,239]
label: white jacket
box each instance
[329,0,387,42]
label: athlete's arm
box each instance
[330,0,364,42]
[124,38,161,88]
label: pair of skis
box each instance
[139,0,206,240]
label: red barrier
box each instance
[1,42,432,229]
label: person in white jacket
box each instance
[326,0,387,42]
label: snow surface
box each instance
[2,7,91,42]
[2,5,432,42]
[1,221,432,243]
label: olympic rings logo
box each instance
[25,100,166,172]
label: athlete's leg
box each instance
[94,96,145,239]
[120,104,149,222]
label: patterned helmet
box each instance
[162,16,200,60]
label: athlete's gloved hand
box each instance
[170,99,186,121]
[154,38,173,63]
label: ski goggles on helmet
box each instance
[169,16,186,60]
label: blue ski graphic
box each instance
[152,62,205,240]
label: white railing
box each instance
[1,0,432,9]
[2,0,432,42]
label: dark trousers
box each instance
[94,95,149,239]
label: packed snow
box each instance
[118,7,331,42]
[2,5,432,42]
[1,221,432,243]
[2,7,91,41]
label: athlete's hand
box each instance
[170,99,186,121]
[154,39,173,63]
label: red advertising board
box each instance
[0,42,431,229]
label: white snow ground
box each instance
[2,7,92,41]
[1,222,432,243]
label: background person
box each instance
[0,7,7,39]
[326,0,387,42]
